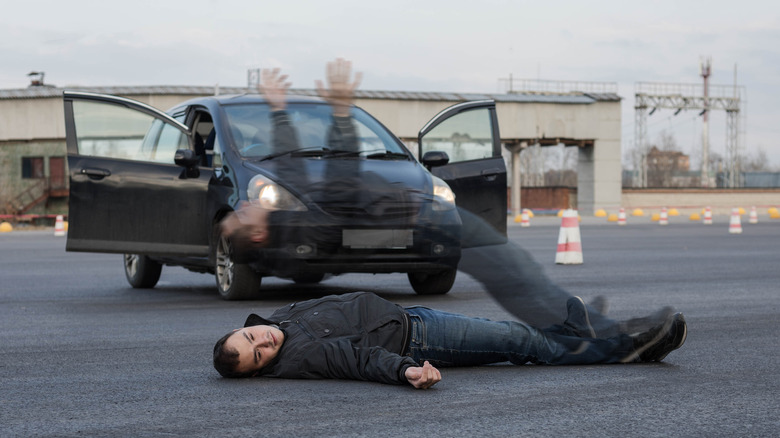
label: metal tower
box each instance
[634,60,744,187]
[700,58,711,187]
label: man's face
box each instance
[224,325,285,375]
[220,203,270,247]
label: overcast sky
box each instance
[3,0,779,167]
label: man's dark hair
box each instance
[213,331,253,378]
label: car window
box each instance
[223,103,407,158]
[73,100,187,163]
[189,110,221,168]
[211,135,223,168]
[73,100,153,160]
[420,108,493,163]
[154,122,189,163]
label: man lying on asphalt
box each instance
[213,291,687,388]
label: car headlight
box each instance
[432,176,456,211]
[247,174,307,211]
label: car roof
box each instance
[173,93,328,110]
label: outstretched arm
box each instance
[258,67,300,154]
[316,58,362,152]
[281,340,425,386]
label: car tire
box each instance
[291,273,326,284]
[124,254,162,288]
[215,232,262,300]
[407,269,456,295]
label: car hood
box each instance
[243,157,433,217]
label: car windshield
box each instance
[223,102,409,159]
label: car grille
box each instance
[321,202,421,219]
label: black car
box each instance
[63,91,506,299]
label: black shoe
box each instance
[563,296,596,338]
[619,306,676,335]
[625,313,688,363]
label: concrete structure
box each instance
[1,85,622,216]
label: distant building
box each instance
[647,146,692,187]
[647,146,690,171]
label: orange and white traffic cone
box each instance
[54,215,66,237]
[729,208,743,234]
[555,209,583,264]
[749,206,758,224]
[703,206,713,225]
[617,207,627,226]
[659,207,669,225]
[520,210,530,227]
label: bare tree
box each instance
[0,149,12,214]
[658,130,679,151]
[518,144,545,186]
[741,148,775,172]
[646,131,692,187]
[518,143,579,187]
[543,144,577,186]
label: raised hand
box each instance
[315,58,363,117]
[259,68,292,112]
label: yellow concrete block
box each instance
[514,214,523,223]
[607,214,618,222]
[557,210,564,217]
[668,208,680,216]
[0,222,12,232]
[632,208,644,217]
[64,221,69,231]
[594,209,607,218]
[768,207,779,215]
[770,211,780,219]
[651,213,660,222]
[689,213,701,221]
[737,207,745,215]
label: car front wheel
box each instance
[215,232,262,300]
[407,269,456,295]
[124,254,162,288]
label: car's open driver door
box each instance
[63,91,211,256]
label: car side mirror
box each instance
[175,149,199,167]
[174,149,200,178]
[421,151,450,171]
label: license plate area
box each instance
[342,229,413,249]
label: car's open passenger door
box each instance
[418,100,507,244]
[63,91,212,256]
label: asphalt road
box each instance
[2,216,779,437]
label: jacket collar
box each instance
[244,313,277,327]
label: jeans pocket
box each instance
[409,315,426,348]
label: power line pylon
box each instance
[634,59,744,187]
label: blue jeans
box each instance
[456,207,621,337]
[404,306,634,367]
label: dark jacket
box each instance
[245,292,416,385]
